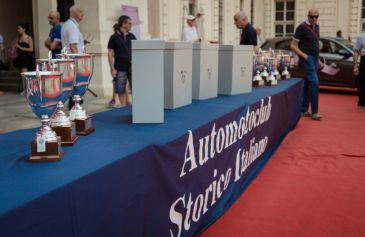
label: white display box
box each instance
[132,40,165,123]
[218,45,253,95]
[192,43,219,100]
[164,42,193,109]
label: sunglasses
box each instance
[309,15,319,19]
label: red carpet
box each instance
[201,91,365,237]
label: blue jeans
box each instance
[114,71,128,94]
[358,56,365,106]
[302,55,319,114]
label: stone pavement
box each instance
[0,92,114,133]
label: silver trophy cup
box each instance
[21,69,64,161]
[57,51,95,135]
[37,55,78,145]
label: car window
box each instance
[275,39,291,50]
[320,39,332,53]
[329,41,345,54]
[335,38,354,50]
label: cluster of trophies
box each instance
[252,49,292,86]
[21,49,94,162]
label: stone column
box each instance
[32,0,58,59]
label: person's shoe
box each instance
[312,113,322,121]
[358,106,364,111]
[108,99,116,108]
[301,112,311,117]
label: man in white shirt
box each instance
[61,5,84,54]
[61,4,85,109]
[182,15,201,42]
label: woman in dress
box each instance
[13,23,34,93]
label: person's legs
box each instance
[114,71,128,107]
[305,56,320,112]
[303,55,321,120]
[126,71,132,105]
[127,70,132,91]
[109,79,116,108]
[358,57,365,109]
[301,79,310,114]
[19,68,27,94]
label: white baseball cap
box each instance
[187,15,195,20]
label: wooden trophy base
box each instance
[75,115,95,135]
[253,80,265,87]
[52,122,79,146]
[30,139,64,162]
[265,80,278,86]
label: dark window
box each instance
[275,0,295,37]
[188,0,196,15]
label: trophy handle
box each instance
[36,65,43,103]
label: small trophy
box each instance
[58,50,95,135]
[21,68,64,162]
[252,54,265,86]
[272,53,281,80]
[281,54,292,79]
[260,66,269,80]
[265,57,278,86]
[37,53,79,145]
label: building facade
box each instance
[0,0,364,95]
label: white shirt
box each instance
[61,18,84,53]
[182,26,199,42]
[355,32,365,56]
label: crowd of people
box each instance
[0,7,364,114]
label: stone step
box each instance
[0,83,19,92]
[0,70,21,92]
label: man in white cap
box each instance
[182,15,201,42]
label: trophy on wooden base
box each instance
[272,53,281,80]
[253,54,265,87]
[69,94,95,135]
[281,54,292,79]
[265,57,278,86]
[58,50,95,136]
[253,70,265,86]
[38,54,79,145]
[21,69,64,162]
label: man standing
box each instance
[61,4,84,54]
[45,11,62,58]
[290,8,323,120]
[234,11,258,53]
[61,4,85,109]
[353,32,365,111]
[182,15,201,42]
[107,15,136,107]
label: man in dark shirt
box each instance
[234,11,258,53]
[44,11,62,58]
[107,15,136,106]
[291,8,323,121]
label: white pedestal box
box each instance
[192,43,219,100]
[132,40,165,123]
[218,45,253,95]
[164,42,193,109]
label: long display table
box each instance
[0,79,303,237]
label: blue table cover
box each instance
[0,79,303,237]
